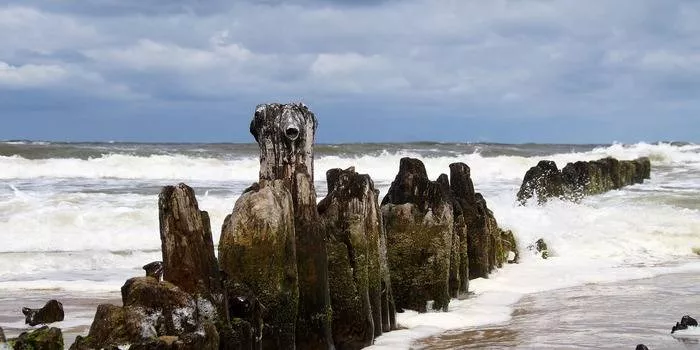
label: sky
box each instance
[0,0,698,143]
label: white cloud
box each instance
[84,38,255,72]
[310,53,385,76]
[1,0,699,126]
[0,62,68,88]
[0,6,100,55]
[639,50,700,72]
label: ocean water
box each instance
[1,141,699,348]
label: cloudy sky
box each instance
[0,0,698,143]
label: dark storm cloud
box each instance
[1,0,699,142]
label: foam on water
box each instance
[1,142,699,347]
[0,190,233,252]
[672,326,700,339]
[1,142,698,182]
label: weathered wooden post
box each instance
[220,103,333,349]
[381,158,453,312]
[318,167,397,349]
[159,183,226,312]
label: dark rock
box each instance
[159,183,226,319]
[143,261,164,280]
[319,167,396,349]
[227,103,332,349]
[672,315,698,333]
[12,326,63,350]
[517,160,564,204]
[22,300,64,326]
[83,298,186,346]
[635,345,649,350]
[382,158,453,312]
[124,321,219,350]
[0,326,4,343]
[219,179,297,348]
[120,277,191,310]
[70,304,144,348]
[73,275,220,349]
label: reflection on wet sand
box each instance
[420,273,700,350]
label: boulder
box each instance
[11,326,63,350]
[382,158,453,312]
[77,303,156,347]
[121,277,191,311]
[22,300,64,326]
[219,180,298,349]
[72,277,218,349]
[516,160,564,204]
[635,345,649,350]
[318,167,396,349]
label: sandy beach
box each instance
[0,290,120,346]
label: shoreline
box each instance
[0,290,120,346]
[367,257,700,350]
[417,272,700,349]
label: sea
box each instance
[1,141,699,349]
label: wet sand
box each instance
[0,290,120,346]
[1,273,699,349]
[420,273,700,349]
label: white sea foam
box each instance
[0,191,233,253]
[671,326,700,339]
[0,142,697,183]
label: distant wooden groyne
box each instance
[517,157,651,204]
